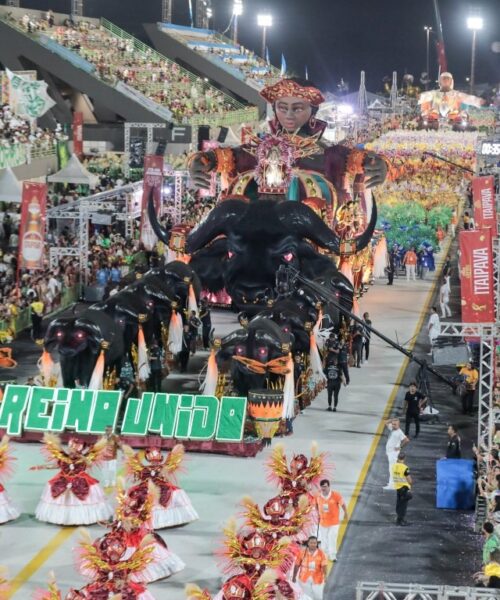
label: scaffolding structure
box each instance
[161,0,173,23]
[358,71,368,115]
[71,0,84,17]
[390,71,398,110]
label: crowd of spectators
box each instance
[165,25,280,89]
[11,11,244,124]
[0,101,67,164]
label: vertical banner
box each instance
[72,111,84,158]
[140,155,164,251]
[18,182,47,271]
[473,175,496,234]
[459,229,495,323]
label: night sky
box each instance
[6,0,500,93]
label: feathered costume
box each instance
[72,529,157,599]
[186,572,273,600]
[266,443,328,538]
[35,434,112,525]
[123,444,198,529]
[113,482,185,582]
[0,435,20,524]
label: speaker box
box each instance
[197,125,210,150]
[217,127,229,143]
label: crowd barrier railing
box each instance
[0,283,81,341]
[356,582,500,600]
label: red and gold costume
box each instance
[0,435,20,524]
[123,444,198,529]
[35,434,112,526]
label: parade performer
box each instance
[418,72,482,125]
[186,572,273,600]
[189,77,388,203]
[266,444,327,538]
[123,444,199,529]
[34,434,113,525]
[73,529,156,599]
[0,435,20,524]
[114,482,185,582]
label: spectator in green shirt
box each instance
[483,522,500,564]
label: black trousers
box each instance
[462,389,475,414]
[364,340,370,360]
[149,370,163,392]
[32,314,43,340]
[178,349,190,372]
[202,326,211,349]
[327,380,341,408]
[339,362,350,384]
[352,343,363,367]
[387,270,394,285]
[396,487,411,522]
[405,412,420,437]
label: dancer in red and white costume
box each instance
[0,435,20,524]
[35,433,112,525]
[123,444,198,529]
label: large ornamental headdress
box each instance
[260,79,325,107]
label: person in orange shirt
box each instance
[315,479,348,561]
[293,536,328,600]
[403,248,417,281]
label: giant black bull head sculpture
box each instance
[150,197,376,316]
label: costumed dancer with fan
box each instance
[123,443,198,529]
[34,433,112,525]
[0,435,20,524]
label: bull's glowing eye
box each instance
[283,326,289,333]
[56,331,63,338]
[258,347,267,356]
[235,345,245,355]
[76,331,85,339]
[283,252,294,262]
[227,250,234,259]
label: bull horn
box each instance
[355,194,378,252]
[186,198,247,254]
[276,202,341,254]
[148,190,171,246]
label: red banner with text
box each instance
[473,175,496,235]
[18,182,47,271]
[459,228,495,323]
[140,155,164,251]
[72,111,83,158]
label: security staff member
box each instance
[392,452,412,526]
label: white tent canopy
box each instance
[48,154,98,186]
[0,167,22,203]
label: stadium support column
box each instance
[195,0,204,28]
[162,0,173,23]
[71,0,84,18]
[357,71,368,115]
[390,71,398,112]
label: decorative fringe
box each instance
[137,325,151,382]
[39,350,54,386]
[313,308,324,351]
[373,236,388,278]
[340,260,354,285]
[352,298,360,317]
[282,353,295,419]
[88,349,105,391]
[309,333,326,384]
[200,348,218,396]
[188,283,199,315]
[168,310,184,354]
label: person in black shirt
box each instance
[446,424,461,458]
[362,312,372,363]
[351,323,364,368]
[404,382,427,437]
[148,341,164,392]
[387,251,395,286]
[177,325,192,373]
[188,310,201,355]
[338,338,350,385]
[294,354,305,413]
[324,354,343,412]
[199,301,212,349]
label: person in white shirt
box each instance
[384,418,409,490]
[439,279,451,318]
[428,306,441,352]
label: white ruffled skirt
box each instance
[35,482,113,525]
[132,537,185,583]
[152,488,199,529]
[0,490,20,523]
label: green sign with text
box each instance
[0,385,247,442]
